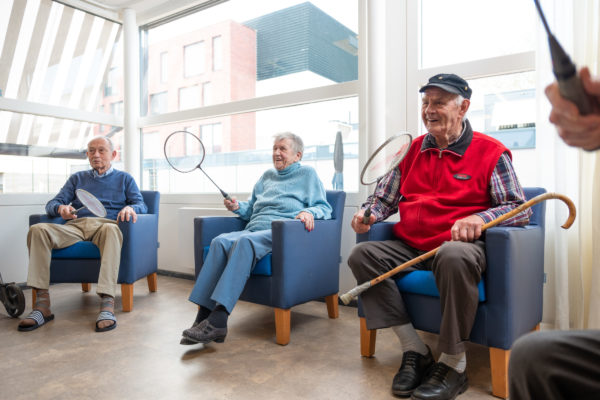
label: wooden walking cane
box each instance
[340,192,576,305]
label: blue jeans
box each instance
[188,229,272,313]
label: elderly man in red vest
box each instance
[349,73,531,400]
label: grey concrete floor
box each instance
[0,275,497,400]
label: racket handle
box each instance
[221,190,232,201]
[71,206,84,215]
[362,207,372,225]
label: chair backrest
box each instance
[141,191,160,215]
[325,190,345,221]
[522,187,546,229]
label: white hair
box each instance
[273,132,304,155]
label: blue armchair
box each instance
[28,190,160,312]
[356,187,546,399]
[194,190,346,345]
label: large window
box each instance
[414,0,537,154]
[419,0,535,69]
[0,0,123,193]
[140,0,359,194]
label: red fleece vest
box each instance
[393,132,510,251]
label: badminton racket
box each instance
[71,188,107,218]
[360,133,413,224]
[164,130,232,200]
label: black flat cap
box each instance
[419,73,472,99]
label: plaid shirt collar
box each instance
[421,119,473,156]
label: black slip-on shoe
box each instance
[182,319,227,344]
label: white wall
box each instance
[0,194,52,283]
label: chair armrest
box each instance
[117,214,159,282]
[270,218,342,307]
[356,221,396,243]
[193,216,246,276]
[29,214,65,225]
[484,225,545,344]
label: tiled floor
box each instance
[0,275,499,400]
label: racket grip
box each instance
[362,207,372,225]
[221,191,232,201]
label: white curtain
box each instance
[536,0,600,329]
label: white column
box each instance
[122,8,140,182]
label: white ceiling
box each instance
[60,0,214,25]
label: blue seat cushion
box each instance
[202,246,272,276]
[52,241,101,259]
[396,270,486,302]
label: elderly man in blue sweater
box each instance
[181,132,332,345]
[18,136,147,333]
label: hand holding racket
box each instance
[66,189,107,218]
[358,133,412,226]
[164,131,232,200]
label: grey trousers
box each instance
[348,239,486,355]
[508,330,600,400]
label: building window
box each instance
[212,35,222,71]
[110,101,124,117]
[184,41,205,77]
[160,52,168,83]
[201,123,222,154]
[179,85,201,110]
[149,92,168,115]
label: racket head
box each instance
[75,189,107,218]
[361,132,413,185]
[164,130,206,173]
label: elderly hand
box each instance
[224,197,239,212]
[545,67,600,151]
[450,215,484,242]
[296,211,314,231]
[117,206,137,223]
[351,209,376,234]
[58,204,77,220]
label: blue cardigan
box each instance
[235,162,332,231]
[46,168,147,220]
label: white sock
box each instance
[391,323,429,355]
[438,352,466,373]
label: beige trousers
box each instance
[27,218,123,297]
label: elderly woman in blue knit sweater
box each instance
[181,132,332,345]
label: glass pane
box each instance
[142,0,358,115]
[0,113,123,193]
[419,0,535,68]
[0,0,122,113]
[141,97,358,193]
[417,72,536,150]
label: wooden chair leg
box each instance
[121,283,133,312]
[147,272,158,292]
[360,317,376,357]
[81,283,91,292]
[325,294,339,319]
[533,323,540,332]
[274,308,291,346]
[489,347,510,399]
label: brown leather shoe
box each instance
[391,347,435,397]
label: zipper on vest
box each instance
[438,149,443,159]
